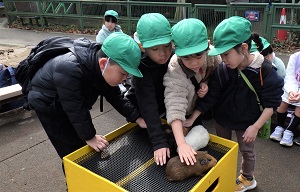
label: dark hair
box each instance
[181,45,209,58]
[233,35,252,53]
[97,49,118,65]
[104,15,117,24]
[252,32,273,56]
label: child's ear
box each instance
[99,58,108,70]
[241,43,249,53]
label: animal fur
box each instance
[185,125,210,151]
[165,151,217,181]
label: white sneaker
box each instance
[270,126,284,141]
[280,130,294,147]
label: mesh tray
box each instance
[75,127,230,192]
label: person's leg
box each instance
[214,122,232,140]
[280,106,300,146]
[235,130,257,191]
[277,101,289,126]
[271,101,289,141]
[35,111,86,159]
[235,130,255,178]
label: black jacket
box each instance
[126,55,172,151]
[28,38,140,141]
[196,59,284,131]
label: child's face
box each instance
[100,58,128,86]
[144,43,172,64]
[265,52,275,62]
[180,53,207,72]
[104,20,116,32]
[220,48,245,69]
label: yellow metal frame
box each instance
[63,123,238,192]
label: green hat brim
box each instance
[142,36,172,49]
[175,42,208,57]
[120,63,143,78]
[208,44,235,56]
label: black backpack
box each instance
[15,36,75,110]
[217,59,273,87]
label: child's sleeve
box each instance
[284,52,299,93]
[163,68,189,124]
[96,29,106,44]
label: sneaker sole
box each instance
[280,141,293,147]
[235,180,257,192]
[270,136,281,142]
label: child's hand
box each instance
[86,135,109,152]
[197,82,208,98]
[154,148,170,166]
[183,118,194,128]
[177,143,197,165]
[136,117,147,128]
[243,125,259,142]
[288,91,300,103]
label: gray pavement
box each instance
[0,17,299,192]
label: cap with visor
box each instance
[102,32,143,77]
[171,18,208,56]
[209,16,252,56]
[137,13,172,49]
[104,10,118,19]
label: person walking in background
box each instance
[183,16,283,191]
[270,51,300,146]
[125,13,174,166]
[163,18,221,165]
[27,33,146,177]
[250,34,286,78]
[96,10,123,44]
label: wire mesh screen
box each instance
[75,126,230,192]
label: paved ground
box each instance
[0,17,299,192]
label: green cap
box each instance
[102,32,143,77]
[209,16,252,56]
[137,13,172,48]
[250,37,271,53]
[104,10,118,19]
[171,18,208,56]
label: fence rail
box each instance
[2,0,300,42]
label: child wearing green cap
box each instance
[27,32,146,178]
[183,16,283,191]
[125,13,174,166]
[251,33,286,78]
[96,10,123,44]
[163,18,221,166]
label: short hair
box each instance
[180,46,209,58]
[105,15,117,24]
[97,49,118,65]
[233,36,252,53]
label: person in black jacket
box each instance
[183,17,283,192]
[27,33,146,166]
[125,13,173,166]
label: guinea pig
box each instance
[165,151,217,181]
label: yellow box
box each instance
[63,123,238,192]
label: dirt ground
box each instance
[0,45,33,67]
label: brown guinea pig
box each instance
[165,151,217,181]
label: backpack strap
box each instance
[190,76,200,92]
[7,67,15,76]
[217,62,229,87]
